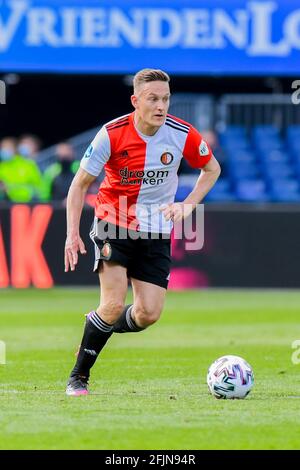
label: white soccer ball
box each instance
[207,355,254,399]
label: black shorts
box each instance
[90,218,172,289]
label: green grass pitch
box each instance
[0,288,300,450]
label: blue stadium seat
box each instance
[211,179,231,191]
[227,150,256,164]
[270,179,300,202]
[235,179,269,202]
[285,126,300,155]
[253,125,283,154]
[293,162,300,179]
[255,138,283,151]
[220,126,247,137]
[260,150,289,164]
[229,162,260,180]
[263,162,295,181]
[175,175,198,201]
[291,151,300,165]
[221,136,250,151]
[287,125,300,142]
[205,192,235,202]
[205,179,235,202]
[219,127,249,151]
[288,139,300,153]
[253,125,280,138]
[174,185,193,202]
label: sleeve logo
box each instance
[84,144,93,159]
[199,140,210,157]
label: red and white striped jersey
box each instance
[80,112,212,233]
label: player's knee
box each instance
[97,300,124,323]
[134,305,161,328]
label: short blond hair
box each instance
[133,68,170,94]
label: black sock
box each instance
[113,304,145,333]
[70,311,113,379]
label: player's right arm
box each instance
[64,125,111,272]
[64,168,96,272]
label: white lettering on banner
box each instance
[26,8,60,46]
[60,9,78,45]
[0,0,28,51]
[147,9,181,48]
[213,9,248,49]
[284,10,300,49]
[0,0,300,57]
[248,2,289,56]
[183,10,211,48]
[110,8,144,47]
[80,9,109,46]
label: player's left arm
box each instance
[161,127,221,222]
[161,156,220,222]
[183,154,221,207]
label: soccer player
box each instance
[64,69,221,396]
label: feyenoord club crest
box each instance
[160,152,173,165]
[101,242,112,259]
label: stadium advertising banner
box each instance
[0,0,300,75]
[1,204,300,289]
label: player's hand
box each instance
[159,203,194,223]
[64,234,87,272]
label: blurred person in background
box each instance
[201,130,224,163]
[41,142,79,202]
[0,136,17,162]
[18,134,42,161]
[50,142,78,202]
[0,135,43,203]
[0,137,18,200]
